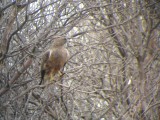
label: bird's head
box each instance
[52,36,67,47]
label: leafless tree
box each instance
[0,0,160,120]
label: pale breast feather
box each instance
[47,49,53,58]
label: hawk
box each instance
[39,36,70,85]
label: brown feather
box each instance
[39,51,50,85]
[39,36,69,85]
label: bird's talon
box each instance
[50,75,54,81]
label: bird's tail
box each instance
[39,70,45,85]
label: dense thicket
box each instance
[0,0,160,120]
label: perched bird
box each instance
[39,36,70,85]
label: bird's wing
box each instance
[39,51,50,85]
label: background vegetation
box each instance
[0,0,160,119]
